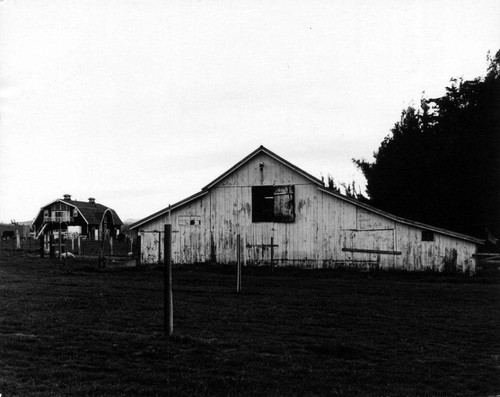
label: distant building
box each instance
[130,146,483,273]
[0,223,30,239]
[32,195,123,241]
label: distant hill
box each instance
[123,219,139,225]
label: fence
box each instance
[0,238,40,253]
[60,238,133,258]
[0,237,137,260]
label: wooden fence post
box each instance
[270,236,274,271]
[15,230,21,251]
[136,236,141,266]
[49,234,54,258]
[40,235,45,258]
[236,234,241,292]
[158,231,161,265]
[98,229,104,268]
[58,223,62,262]
[164,224,173,337]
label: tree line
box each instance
[351,50,500,247]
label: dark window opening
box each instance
[252,185,295,223]
[422,230,434,241]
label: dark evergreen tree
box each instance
[354,50,500,242]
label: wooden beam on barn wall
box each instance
[342,247,402,255]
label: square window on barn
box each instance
[252,185,295,223]
[422,230,434,241]
[178,215,201,226]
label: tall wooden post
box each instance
[236,234,241,292]
[270,237,274,271]
[15,230,21,251]
[98,228,105,268]
[58,223,62,262]
[136,235,142,266]
[164,224,173,337]
[39,235,45,258]
[49,234,54,258]
[158,231,161,265]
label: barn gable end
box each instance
[131,146,482,272]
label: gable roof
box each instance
[129,145,483,244]
[202,145,324,191]
[130,191,208,230]
[130,145,321,230]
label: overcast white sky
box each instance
[0,0,498,223]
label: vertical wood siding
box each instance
[137,152,478,272]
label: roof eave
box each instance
[318,187,484,245]
[130,191,208,230]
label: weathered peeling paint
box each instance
[136,151,479,273]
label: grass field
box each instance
[1,254,499,396]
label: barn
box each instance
[129,146,483,273]
[32,195,123,241]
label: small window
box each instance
[252,185,295,223]
[73,208,78,217]
[422,230,434,241]
[178,215,200,226]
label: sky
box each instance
[0,0,499,223]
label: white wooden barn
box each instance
[129,146,483,272]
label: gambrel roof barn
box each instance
[130,146,483,272]
[33,195,123,240]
